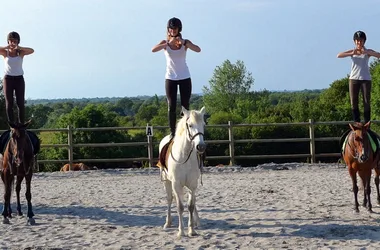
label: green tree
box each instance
[203,60,254,114]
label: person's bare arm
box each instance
[365,49,380,58]
[337,49,354,58]
[184,40,201,53]
[0,45,9,57]
[152,40,167,52]
[18,46,34,57]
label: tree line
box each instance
[1,58,380,171]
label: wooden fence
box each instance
[2,120,373,170]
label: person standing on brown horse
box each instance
[0,32,39,156]
[337,31,380,149]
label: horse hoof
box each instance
[354,209,360,213]
[163,223,171,229]
[27,217,35,225]
[2,218,10,224]
[188,230,198,237]
[177,231,185,239]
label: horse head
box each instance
[349,121,371,163]
[7,120,32,167]
[179,106,206,154]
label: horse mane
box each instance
[175,110,204,137]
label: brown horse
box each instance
[1,121,35,225]
[60,162,91,172]
[342,122,380,213]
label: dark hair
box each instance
[167,17,182,32]
[7,31,20,43]
[353,30,366,42]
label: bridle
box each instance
[7,127,33,175]
[347,130,370,162]
[170,118,205,165]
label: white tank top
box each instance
[4,50,24,76]
[164,45,190,80]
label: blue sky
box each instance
[1,0,380,100]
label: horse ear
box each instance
[23,119,32,128]
[199,106,206,115]
[364,121,371,129]
[349,123,356,131]
[7,121,16,129]
[181,106,189,117]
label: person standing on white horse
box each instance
[152,17,201,138]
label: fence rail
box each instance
[2,120,375,170]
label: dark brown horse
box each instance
[1,121,35,224]
[342,122,380,213]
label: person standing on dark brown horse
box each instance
[0,32,40,156]
[0,31,34,124]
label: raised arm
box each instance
[337,49,354,58]
[18,46,34,57]
[365,49,380,58]
[0,45,9,57]
[152,40,167,53]
[184,40,201,53]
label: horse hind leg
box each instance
[374,168,380,205]
[163,180,173,229]
[172,182,185,238]
[187,190,198,237]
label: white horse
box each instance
[158,106,206,238]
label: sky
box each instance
[1,0,380,100]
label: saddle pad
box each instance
[157,140,174,170]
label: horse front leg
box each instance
[16,175,24,216]
[359,170,373,212]
[25,174,35,225]
[2,173,13,224]
[163,180,173,229]
[364,171,373,212]
[187,189,198,237]
[349,168,360,212]
[172,181,184,238]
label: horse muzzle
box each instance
[359,154,369,163]
[196,143,206,154]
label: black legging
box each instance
[3,75,25,124]
[349,79,371,123]
[165,78,192,135]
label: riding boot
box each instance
[169,111,176,137]
[352,108,360,123]
[364,109,371,124]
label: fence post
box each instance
[147,123,154,167]
[68,125,74,170]
[309,119,316,163]
[228,121,235,166]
